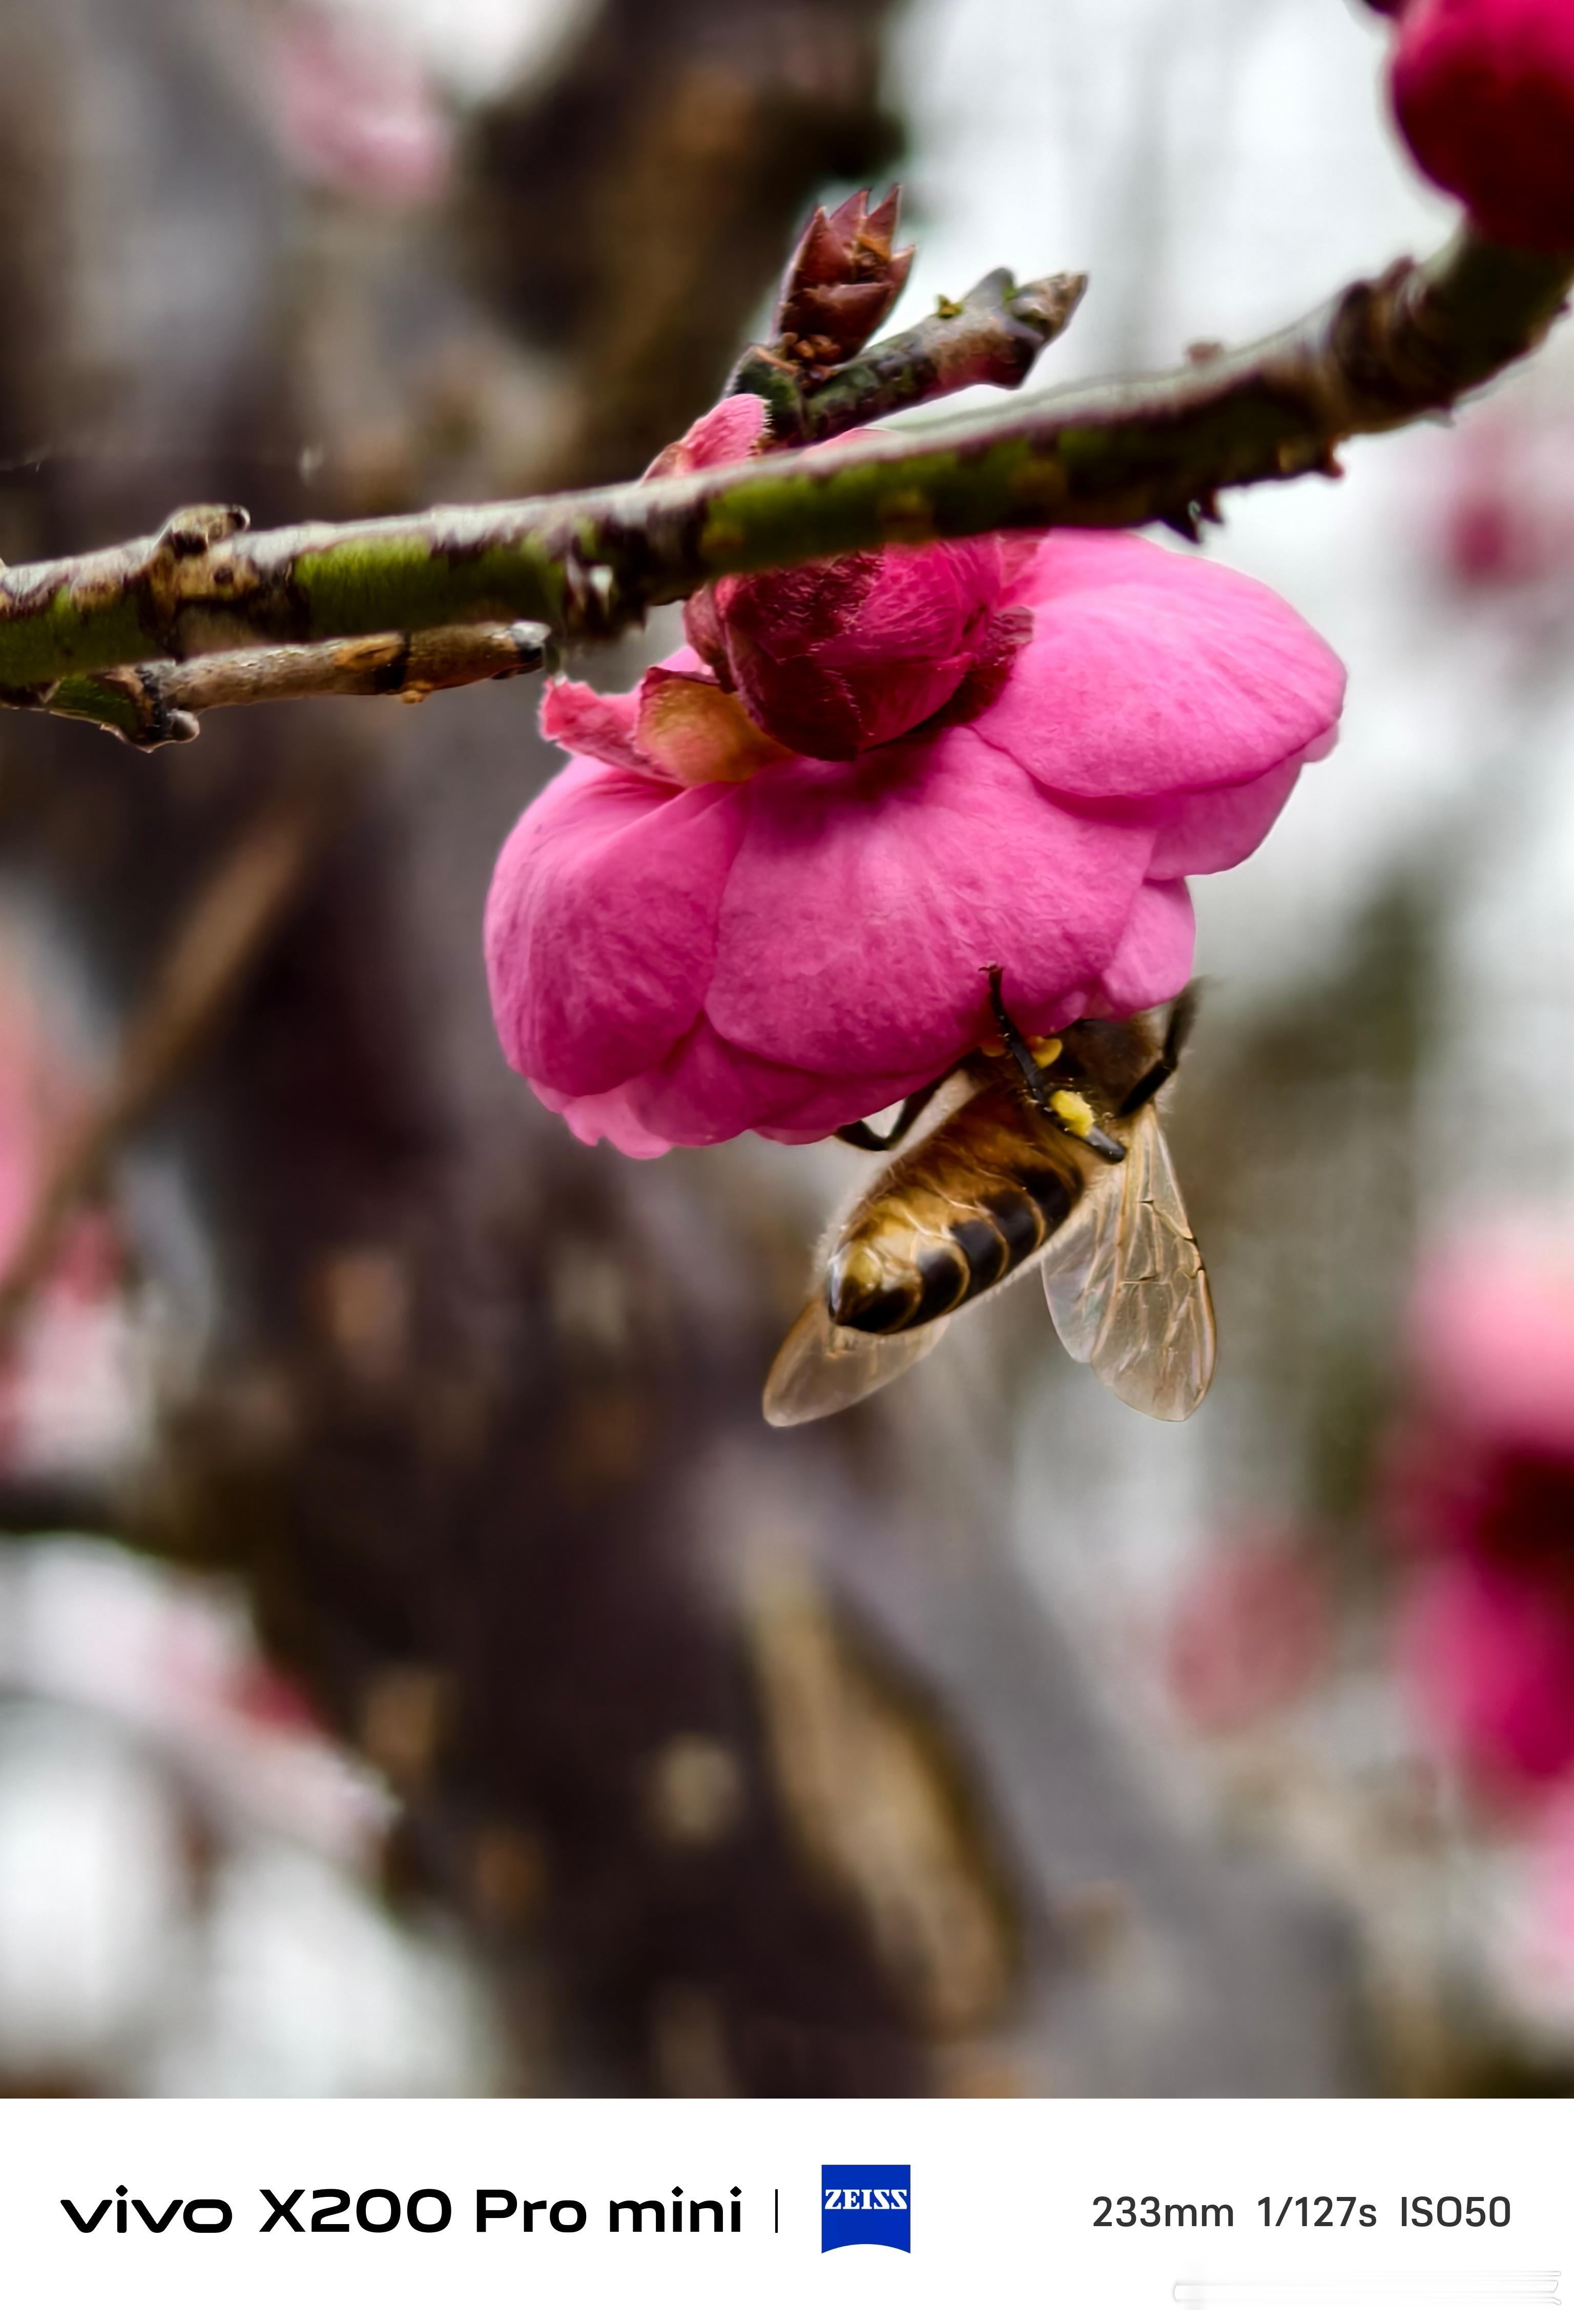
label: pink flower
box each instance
[485,402,1344,1157]
[1443,413,1547,589]
[1438,401,1574,596]
[1389,0,1574,250]
[660,402,1016,757]
[1399,1547,1574,1791]
[1403,1234,1574,1464]
[1389,1234,1574,1794]
[267,4,452,211]
[1505,1783,1574,2005]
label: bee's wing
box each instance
[1039,1103,1215,1421]
[762,1296,951,1427]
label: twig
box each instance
[732,267,1088,446]
[8,620,549,751]
[0,786,340,1343]
[0,228,1566,694]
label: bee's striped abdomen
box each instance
[826,1094,1084,1337]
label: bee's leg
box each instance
[832,1071,949,1153]
[987,965,1126,1162]
[833,1119,903,1153]
[986,963,1053,1105]
[1115,983,1200,1117]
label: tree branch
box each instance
[9,620,550,750]
[0,228,1566,695]
[731,267,1088,446]
[0,786,341,1343]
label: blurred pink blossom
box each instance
[1390,1234,1574,1796]
[1403,1235,1574,1462]
[267,4,452,209]
[0,1541,387,1866]
[1506,1782,1574,2004]
[1399,1547,1574,1790]
[0,947,137,1477]
[485,399,1344,1157]
[1441,408,1574,592]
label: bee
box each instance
[763,967,1214,1426]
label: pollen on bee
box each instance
[1049,1089,1094,1138]
[979,1036,1007,1057]
[1029,1035,1063,1068]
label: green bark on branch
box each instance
[0,229,1566,697]
[732,267,1088,445]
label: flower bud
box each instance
[773,188,915,365]
[686,537,1006,760]
[1390,0,1574,250]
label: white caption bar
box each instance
[1173,2276,1561,2310]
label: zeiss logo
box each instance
[821,2164,910,2254]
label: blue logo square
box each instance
[821,2164,910,2253]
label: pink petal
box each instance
[706,728,1155,1078]
[617,1019,834,1146]
[838,653,978,743]
[978,533,1347,801]
[750,1066,957,1145]
[537,1034,934,1156]
[1147,746,1310,878]
[483,758,748,1096]
[1083,879,1195,1018]
[643,393,769,479]
[533,1080,676,1160]
[540,679,655,778]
